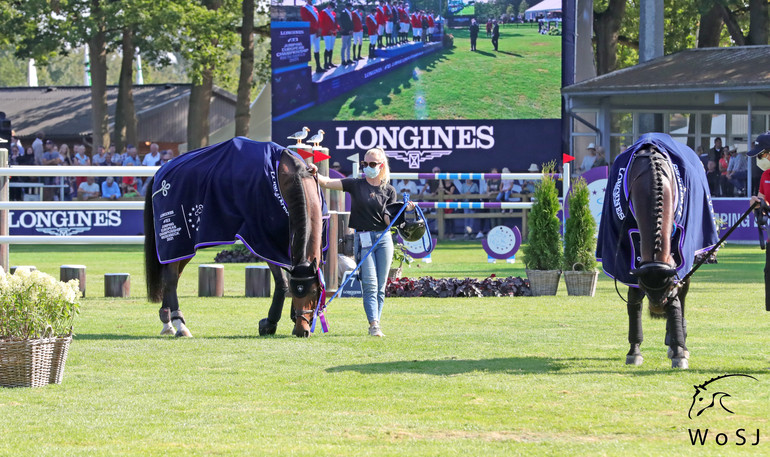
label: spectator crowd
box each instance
[7,132,174,201]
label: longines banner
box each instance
[9,210,144,236]
[273,119,562,173]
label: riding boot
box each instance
[377,35,383,48]
[369,44,374,58]
[328,50,337,67]
[355,44,361,60]
[314,52,324,73]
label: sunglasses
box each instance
[759,150,770,159]
[360,161,382,168]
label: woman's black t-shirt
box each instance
[341,178,397,231]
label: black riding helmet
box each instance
[385,202,426,242]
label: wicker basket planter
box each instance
[49,335,73,385]
[0,337,57,388]
[525,269,561,296]
[564,269,599,296]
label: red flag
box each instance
[563,153,575,164]
[295,147,313,160]
[313,148,331,162]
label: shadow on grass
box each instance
[474,50,496,58]
[497,50,523,57]
[327,356,566,375]
[328,356,770,377]
[75,333,159,340]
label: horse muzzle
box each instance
[631,262,678,309]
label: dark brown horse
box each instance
[625,147,689,369]
[143,148,324,338]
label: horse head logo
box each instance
[688,374,758,419]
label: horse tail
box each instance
[144,177,163,302]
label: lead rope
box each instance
[310,194,412,333]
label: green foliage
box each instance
[391,238,414,269]
[523,162,562,270]
[563,178,597,272]
[0,268,80,340]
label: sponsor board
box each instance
[9,210,144,236]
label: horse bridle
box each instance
[289,261,321,324]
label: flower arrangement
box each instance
[0,268,80,341]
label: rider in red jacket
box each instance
[375,2,387,48]
[300,0,323,73]
[319,2,339,69]
[352,6,364,61]
[366,8,379,58]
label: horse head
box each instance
[278,150,324,337]
[628,146,678,314]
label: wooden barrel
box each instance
[198,264,224,297]
[60,265,87,297]
[104,273,130,298]
[245,265,271,297]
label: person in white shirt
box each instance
[142,143,162,166]
[77,176,100,200]
[579,143,597,173]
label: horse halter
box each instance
[289,261,320,323]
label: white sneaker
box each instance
[475,232,484,239]
[368,322,384,337]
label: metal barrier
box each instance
[0,165,569,272]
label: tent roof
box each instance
[525,0,562,13]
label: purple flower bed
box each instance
[386,276,532,298]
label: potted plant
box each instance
[0,268,80,388]
[522,162,563,296]
[563,177,599,296]
[390,238,413,279]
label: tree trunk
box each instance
[187,67,213,150]
[697,5,724,48]
[88,1,109,150]
[115,27,138,154]
[593,0,626,75]
[748,0,769,45]
[235,0,255,138]
[717,3,746,46]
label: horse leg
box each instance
[665,294,688,369]
[626,286,645,366]
[160,259,192,337]
[667,278,690,360]
[259,264,289,336]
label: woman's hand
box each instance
[306,163,318,175]
[406,201,415,211]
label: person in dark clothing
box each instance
[748,131,770,312]
[469,18,479,51]
[491,20,500,51]
[310,147,414,337]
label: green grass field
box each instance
[1,243,769,456]
[285,24,561,121]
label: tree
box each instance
[593,0,627,75]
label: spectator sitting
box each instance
[726,147,748,196]
[121,176,140,197]
[92,146,108,166]
[122,145,141,166]
[579,143,597,173]
[77,176,101,200]
[706,160,720,196]
[592,146,608,168]
[330,161,342,173]
[101,176,122,200]
[159,150,172,165]
[142,143,162,166]
[394,178,418,196]
[110,145,124,166]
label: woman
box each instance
[58,143,75,200]
[310,147,413,337]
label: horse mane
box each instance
[649,150,667,256]
[278,151,317,267]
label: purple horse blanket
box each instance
[596,133,719,286]
[151,137,321,267]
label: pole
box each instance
[0,143,8,273]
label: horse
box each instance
[143,138,325,338]
[597,133,718,369]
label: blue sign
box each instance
[9,209,144,236]
[272,119,562,173]
[271,22,311,68]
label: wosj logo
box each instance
[9,210,123,236]
[335,125,495,169]
[687,374,760,446]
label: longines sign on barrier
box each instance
[9,210,144,236]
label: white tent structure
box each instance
[524,0,561,21]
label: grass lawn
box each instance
[1,242,769,456]
[284,24,561,121]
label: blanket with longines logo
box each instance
[597,133,719,286]
[151,137,296,267]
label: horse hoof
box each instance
[160,323,176,336]
[672,357,689,369]
[625,354,643,366]
[175,328,193,338]
[667,348,690,359]
[259,318,277,336]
